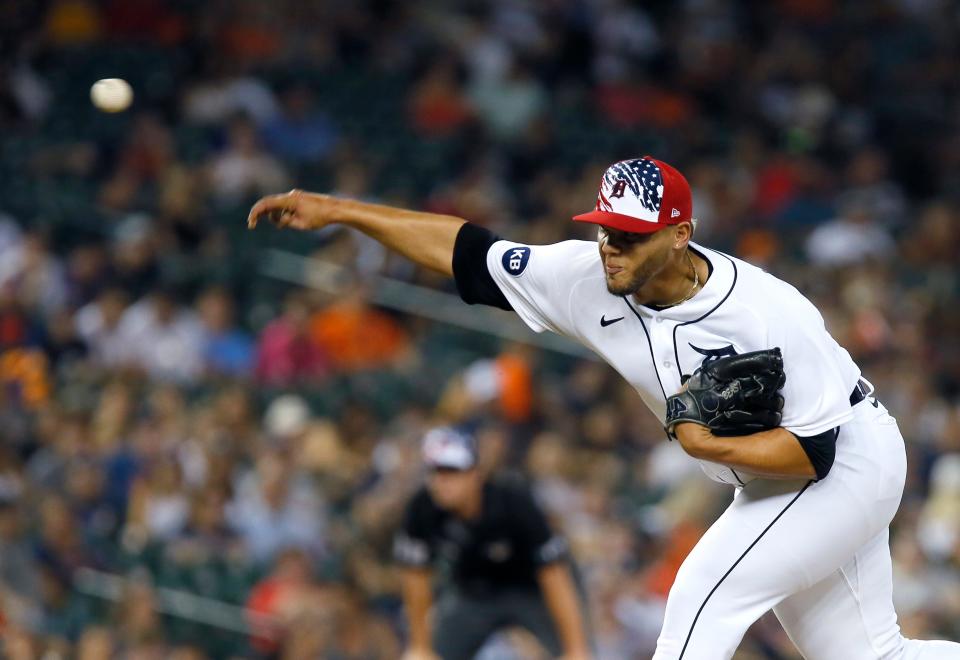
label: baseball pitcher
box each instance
[248,157,959,659]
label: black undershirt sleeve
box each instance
[452,222,512,311]
[792,427,839,481]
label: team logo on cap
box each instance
[597,158,664,222]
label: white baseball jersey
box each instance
[487,239,860,483]
[480,237,960,658]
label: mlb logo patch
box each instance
[502,246,531,276]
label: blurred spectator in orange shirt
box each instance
[438,345,535,424]
[44,0,102,46]
[308,285,410,372]
[245,548,316,655]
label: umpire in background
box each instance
[395,427,591,660]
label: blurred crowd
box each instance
[1,0,960,658]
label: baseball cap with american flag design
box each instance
[573,156,693,233]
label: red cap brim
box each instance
[572,210,668,233]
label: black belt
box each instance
[849,378,871,406]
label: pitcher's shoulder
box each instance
[716,251,811,306]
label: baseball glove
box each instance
[665,348,785,440]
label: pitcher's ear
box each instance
[673,221,694,248]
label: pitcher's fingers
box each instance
[247,192,295,229]
[247,195,279,229]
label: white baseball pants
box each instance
[653,397,960,659]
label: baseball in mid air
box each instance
[90,78,133,113]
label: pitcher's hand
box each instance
[247,189,337,231]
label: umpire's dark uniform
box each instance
[395,474,575,659]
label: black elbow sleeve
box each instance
[793,427,839,481]
[452,223,512,311]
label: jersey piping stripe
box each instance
[678,480,812,658]
[671,247,739,381]
[669,248,739,485]
[729,468,746,486]
[622,297,668,403]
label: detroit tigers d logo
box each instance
[610,179,627,199]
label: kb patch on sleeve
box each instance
[502,246,531,276]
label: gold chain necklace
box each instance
[660,251,700,307]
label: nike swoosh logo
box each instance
[600,315,624,327]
